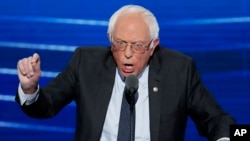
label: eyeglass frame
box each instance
[110,35,154,54]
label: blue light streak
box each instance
[0,121,74,133]
[0,15,250,26]
[164,17,250,26]
[0,94,15,102]
[0,41,77,52]
[0,15,108,26]
[0,68,58,77]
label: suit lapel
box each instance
[148,48,162,141]
[92,50,116,140]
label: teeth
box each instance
[125,65,133,69]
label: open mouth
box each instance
[123,64,134,73]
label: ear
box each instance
[153,38,160,48]
[150,38,160,55]
[107,33,111,42]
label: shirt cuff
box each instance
[217,137,230,141]
[18,83,39,105]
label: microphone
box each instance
[124,74,139,106]
[124,74,138,141]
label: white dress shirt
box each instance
[100,67,150,141]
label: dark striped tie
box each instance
[117,89,138,141]
[117,91,131,141]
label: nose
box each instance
[124,45,133,58]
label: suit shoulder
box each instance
[152,46,198,76]
[76,46,110,53]
[156,46,193,63]
[73,46,110,57]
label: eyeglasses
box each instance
[111,36,153,54]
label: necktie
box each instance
[117,91,131,141]
[117,90,138,141]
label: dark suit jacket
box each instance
[16,46,235,141]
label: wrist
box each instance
[21,84,38,94]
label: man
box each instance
[16,4,235,141]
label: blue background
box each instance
[0,0,249,140]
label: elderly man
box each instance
[16,4,235,141]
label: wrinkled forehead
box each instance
[113,13,151,41]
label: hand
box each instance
[17,53,41,94]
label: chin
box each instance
[123,72,137,77]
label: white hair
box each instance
[107,5,160,41]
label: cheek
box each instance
[112,52,123,64]
[135,55,150,69]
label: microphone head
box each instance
[125,74,139,95]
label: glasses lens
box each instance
[112,39,152,54]
[131,43,144,53]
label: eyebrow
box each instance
[115,38,146,44]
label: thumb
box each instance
[32,53,40,63]
[32,53,41,71]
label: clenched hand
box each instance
[17,53,41,94]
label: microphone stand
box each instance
[130,97,136,141]
[126,91,137,141]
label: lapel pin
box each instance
[153,87,158,92]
